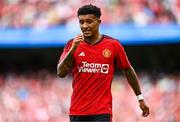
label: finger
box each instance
[143,113,149,117]
[142,108,149,117]
[142,112,146,117]
[79,35,84,40]
[76,34,84,40]
[74,37,83,42]
[77,34,84,40]
[142,112,148,117]
[76,34,84,38]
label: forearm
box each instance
[122,66,142,96]
[57,50,74,78]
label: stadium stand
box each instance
[0,0,180,28]
[0,71,179,121]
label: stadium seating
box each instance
[0,0,180,28]
[0,71,179,121]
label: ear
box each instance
[98,19,101,24]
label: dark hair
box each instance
[77,4,101,18]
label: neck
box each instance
[85,33,101,45]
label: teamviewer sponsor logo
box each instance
[78,62,109,74]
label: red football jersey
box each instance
[59,35,131,115]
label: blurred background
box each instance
[0,0,180,121]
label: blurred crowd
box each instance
[0,70,179,122]
[0,0,180,28]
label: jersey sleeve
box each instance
[59,39,73,63]
[114,40,131,69]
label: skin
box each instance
[57,14,149,117]
[123,67,149,117]
[78,14,101,44]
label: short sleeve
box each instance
[114,40,131,69]
[58,39,73,63]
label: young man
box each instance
[57,4,149,122]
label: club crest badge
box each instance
[102,49,111,58]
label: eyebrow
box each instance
[79,18,96,21]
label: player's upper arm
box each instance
[58,39,73,63]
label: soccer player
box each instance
[57,4,149,122]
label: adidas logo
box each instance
[78,52,85,56]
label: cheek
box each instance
[80,26,84,31]
[92,25,99,32]
[91,23,98,29]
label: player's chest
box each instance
[73,44,114,64]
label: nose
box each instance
[82,22,88,29]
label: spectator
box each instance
[0,70,179,121]
[0,0,179,28]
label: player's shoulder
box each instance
[103,34,116,40]
[103,34,124,48]
[67,38,74,44]
[103,34,121,43]
[64,38,74,49]
[66,38,74,45]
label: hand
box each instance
[70,34,84,52]
[139,100,149,117]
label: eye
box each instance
[86,19,93,24]
[79,20,84,25]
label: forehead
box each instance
[78,14,98,20]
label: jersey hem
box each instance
[69,110,112,116]
[69,112,112,116]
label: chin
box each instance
[83,33,92,38]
